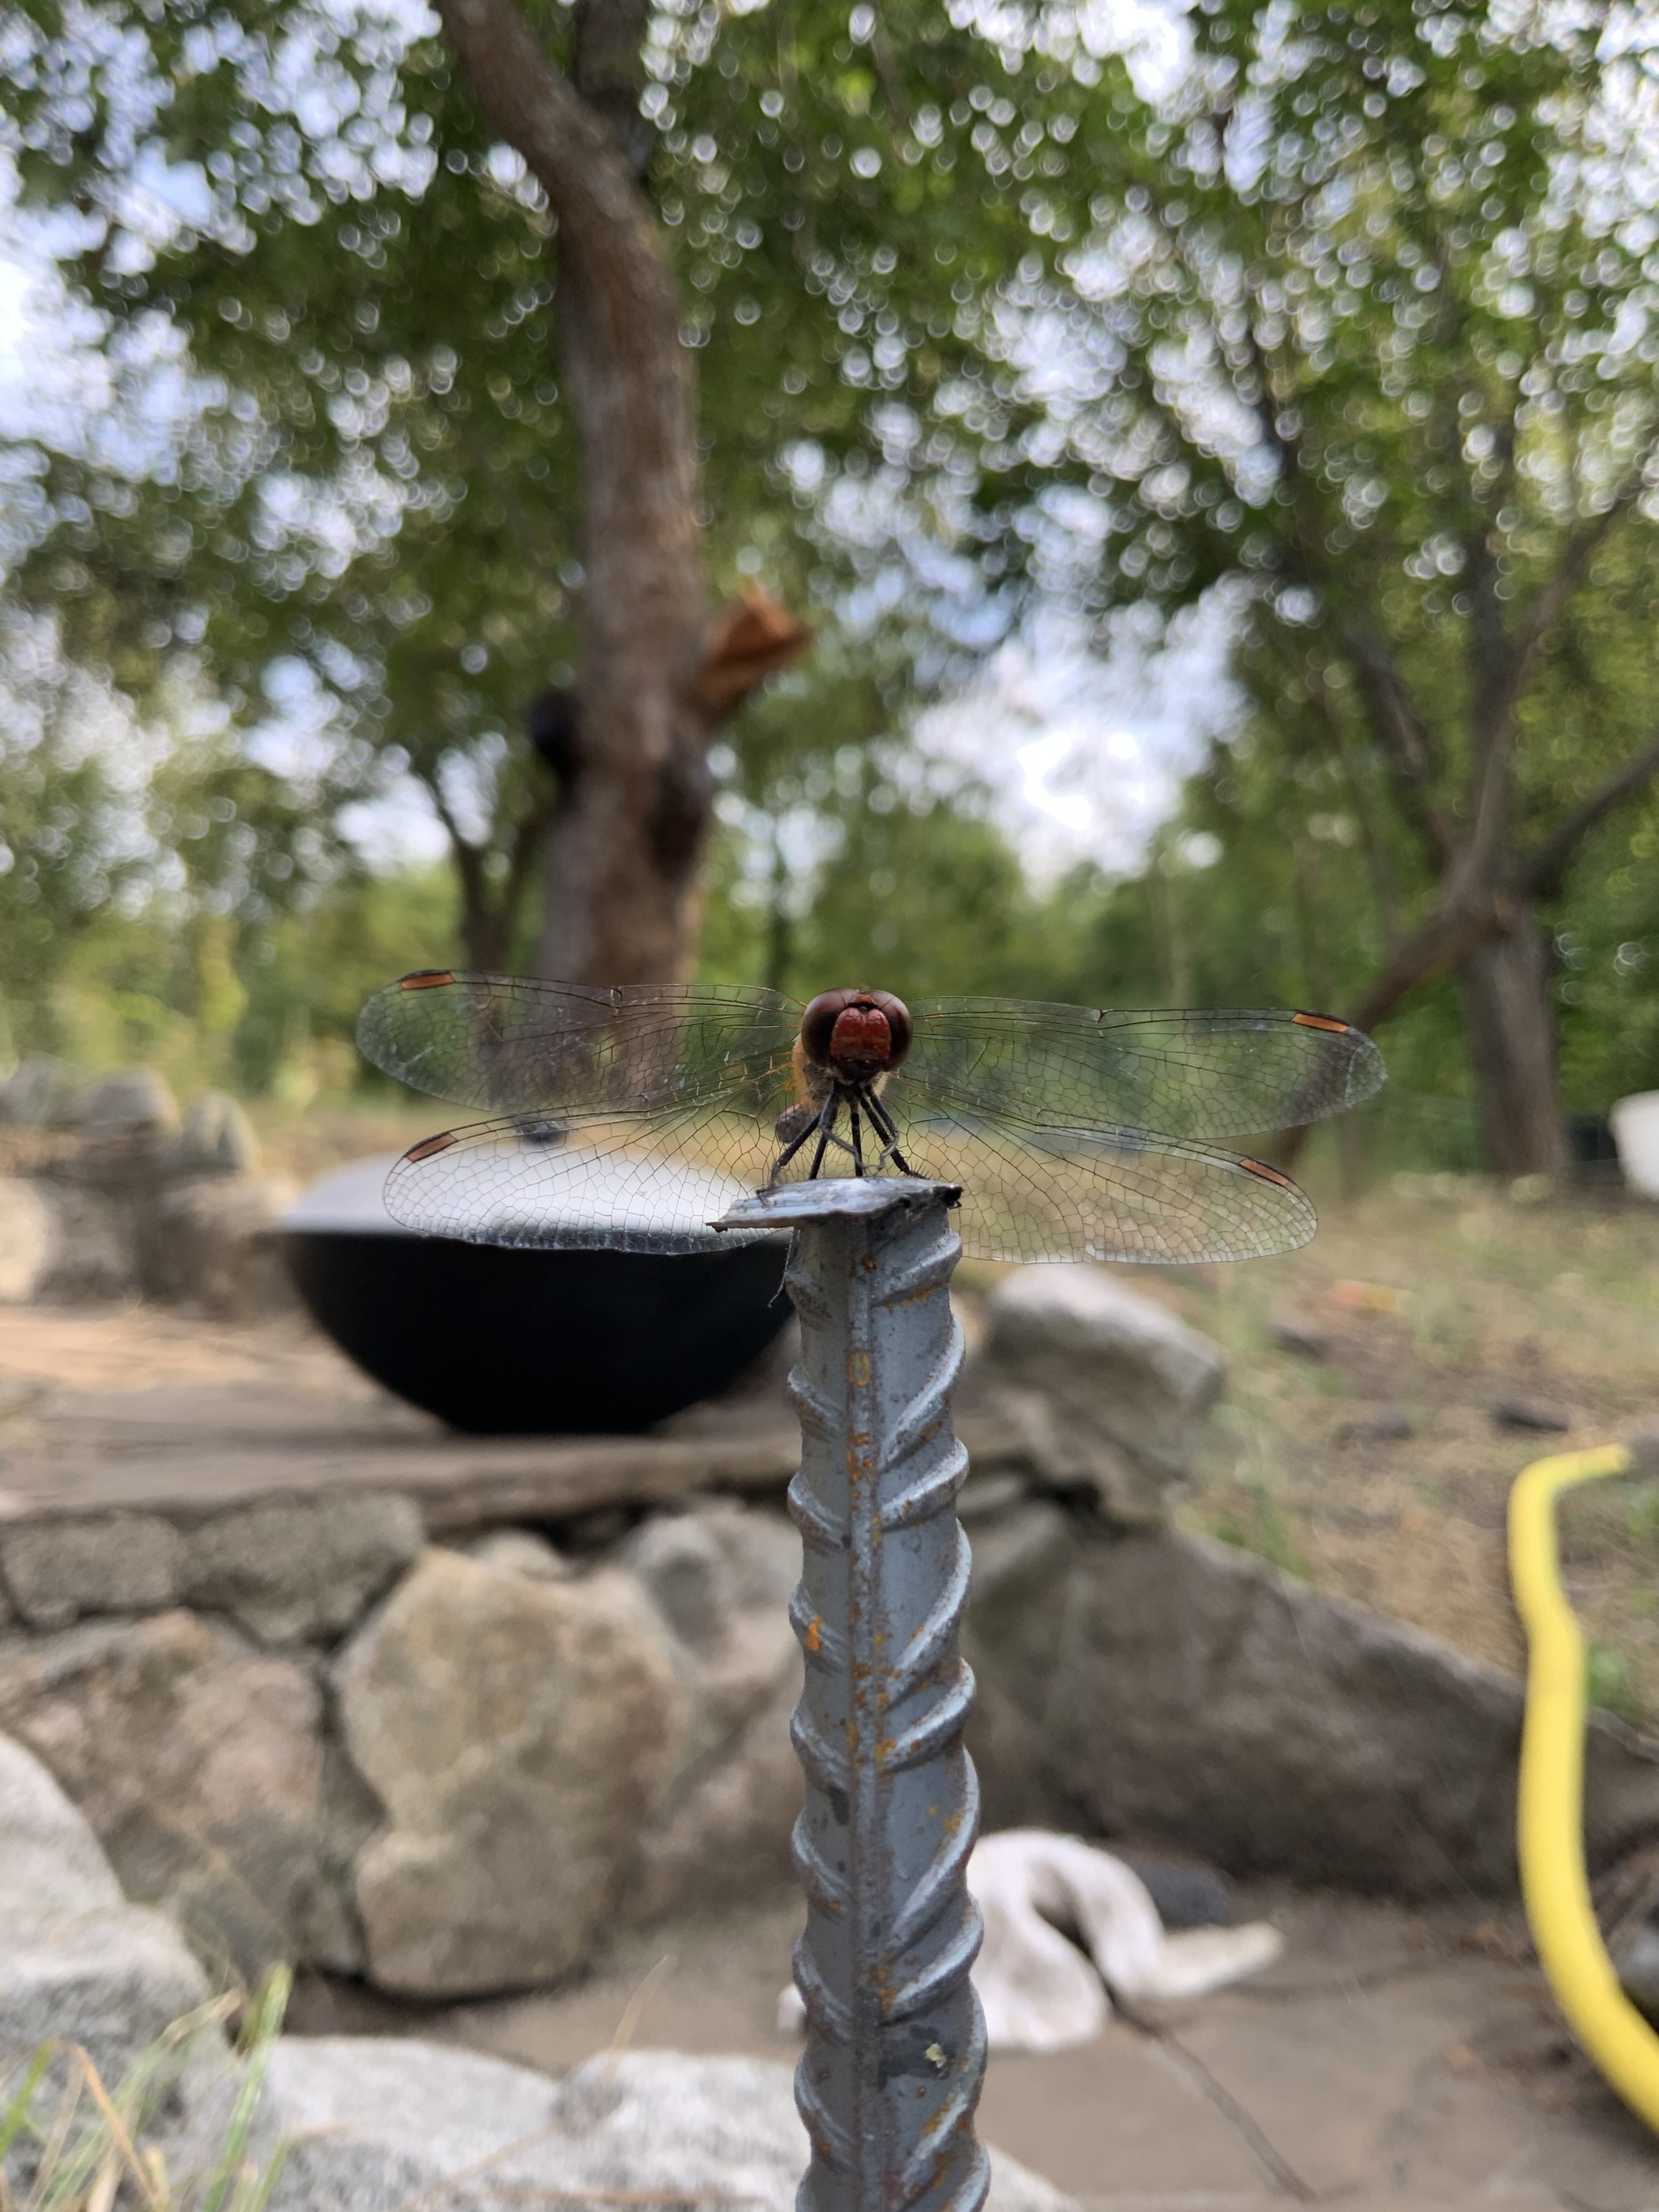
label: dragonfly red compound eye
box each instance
[800,988,912,1073]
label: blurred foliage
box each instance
[6,0,1659,1164]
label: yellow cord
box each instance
[1510,1442,1659,2133]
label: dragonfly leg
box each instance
[805,1089,842,1180]
[864,1087,917,1176]
[849,1097,866,1176]
[768,1107,823,1185]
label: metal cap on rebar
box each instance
[718,1176,988,2212]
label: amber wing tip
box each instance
[399,970,456,991]
[406,1132,459,1162]
[1240,1156,1295,1188]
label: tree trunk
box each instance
[535,130,709,984]
[435,0,710,989]
[1455,906,1568,1178]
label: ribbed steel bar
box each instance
[722,1177,987,2212]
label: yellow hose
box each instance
[1509,1442,1659,2132]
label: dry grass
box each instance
[1114,1175,1659,1723]
[0,1974,289,2212]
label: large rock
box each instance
[166,1090,262,1178]
[58,1068,183,1207]
[966,1502,1659,1894]
[621,1502,804,1920]
[181,1494,424,1645]
[178,2043,1074,2212]
[0,1611,343,1982]
[969,1267,1226,1524]
[0,1055,79,1128]
[0,1179,57,1302]
[335,1546,685,1997]
[141,1172,301,1315]
[0,1727,209,2084]
[0,1177,134,1302]
[76,1068,180,1143]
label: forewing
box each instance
[383,1105,787,1254]
[906,1000,1384,1141]
[357,973,801,1115]
[881,1093,1318,1264]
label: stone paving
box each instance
[290,1891,1659,2212]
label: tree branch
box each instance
[436,0,647,255]
[498,786,557,957]
[1346,896,1511,1040]
[1294,652,1404,951]
[413,762,483,877]
[1336,615,1454,866]
[1505,482,1644,714]
[1456,480,1645,895]
[434,0,692,518]
[1316,731,1659,1056]
[1521,733,1659,901]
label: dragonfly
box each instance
[356,974,1384,1266]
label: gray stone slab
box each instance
[2,1512,184,1627]
[0,1728,210,2083]
[181,1493,422,1643]
[179,2042,1074,2212]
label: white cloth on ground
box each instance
[776,1827,1282,2053]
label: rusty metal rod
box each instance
[719,1178,987,2212]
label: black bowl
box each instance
[281,1157,790,1435]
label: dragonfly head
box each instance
[800,987,913,1081]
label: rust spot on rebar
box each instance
[848,1349,870,1388]
[805,1616,824,1653]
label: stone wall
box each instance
[5,1253,1659,2002]
[0,1490,806,1997]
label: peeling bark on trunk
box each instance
[1456,910,1569,1179]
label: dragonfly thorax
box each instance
[800,988,913,1082]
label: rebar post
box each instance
[716,1178,987,2212]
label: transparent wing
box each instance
[906,1000,1383,1141]
[385,1097,1313,1264]
[357,973,802,1115]
[881,1092,1319,1264]
[383,1106,791,1254]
